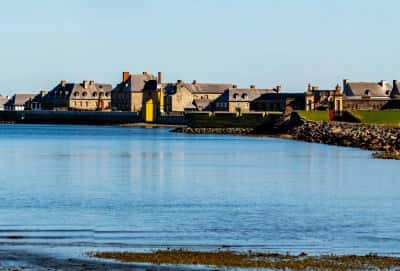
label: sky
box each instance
[0,0,399,95]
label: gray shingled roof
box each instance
[344,81,392,97]
[113,73,157,93]
[215,88,275,103]
[182,83,233,94]
[193,98,212,109]
[5,93,36,106]
[391,81,400,98]
[46,81,112,100]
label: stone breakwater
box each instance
[173,127,254,135]
[290,121,400,152]
[173,113,400,159]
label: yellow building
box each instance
[111,72,158,112]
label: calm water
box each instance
[0,124,399,256]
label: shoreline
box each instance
[91,250,400,270]
[173,114,400,160]
[2,248,400,271]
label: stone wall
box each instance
[289,120,400,151]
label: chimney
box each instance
[343,79,348,89]
[335,83,342,94]
[393,80,398,87]
[157,72,162,84]
[192,80,197,85]
[60,80,67,87]
[250,85,256,89]
[275,85,282,93]
[379,80,385,87]
[307,84,312,92]
[83,80,89,89]
[142,71,148,76]
[89,80,95,86]
[232,84,238,89]
[123,71,130,82]
[177,80,182,84]
[40,90,47,97]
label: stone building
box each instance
[42,80,112,111]
[305,83,343,112]
[213,86,275,113]
[251,92,306,112]
[341,80,394,110]
[163,80,233,112]
[4,94,36,111]
[111,72,158,112]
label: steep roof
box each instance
[344,81,392,98]
[113,73,157,93]
[0,96,9,107]
[46,81,112,100]
[182,83,233,94]
[215,88,275,103]
[5,93,36,106]
[391,80,400,98]
[193,98,212,110]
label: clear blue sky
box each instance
[0,0,399,95]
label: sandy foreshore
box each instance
[3,249,399,271]
[0,249,211,271]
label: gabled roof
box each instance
[46,81,112,100]
[215,88,275,103]
[193,98,212,109]
[182,83,233,94]
[5,93,36,106]
[0,96,9,107]
[114,73,157,93]
[391,81,400,98]
[344,81,392,97]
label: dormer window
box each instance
[364,89,370,96]
[82,91,88,97]
[242,93,248,99]
[385,90,391,95]
[73,91,79,97]
[233,93,239,99]
[92,92,97,97]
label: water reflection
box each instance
[0,124,399,255]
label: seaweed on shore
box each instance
[90,249,400,270]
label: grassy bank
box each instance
[296,110,330,122]
[91,250,400,270]
[350,110,400,125]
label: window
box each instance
[92,92,97,97]
[73,92,79,97]
[99,92,104,98]
[105,92,110,97]
[233,93,239,99]
[242,94,248,99]
[82,92,88,97]
[364,89,370,96]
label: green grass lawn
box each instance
[350,110,400,125]
[296,110,330,122]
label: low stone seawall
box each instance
[174,127,253,135]
[289,121,400,151]
[0,110,186,125]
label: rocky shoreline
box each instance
[174,127,254,135]
[173,114,400,160]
